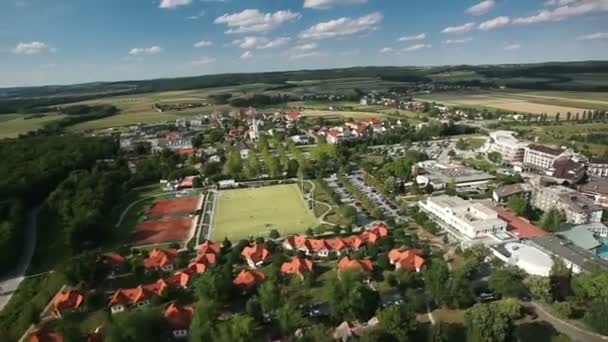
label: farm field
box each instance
[0,113,66,138]
[301,109,387,119]
[211,184,318,241]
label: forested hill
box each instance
[1,60,607,103]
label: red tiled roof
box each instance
[241,244,271,263]
[164,303,194,331]
[284,235,311,250]
[186,262,208,274]
[30,329,63,342]
[281,256,314,275]
[233,269,266,289]
[97,252,124,268]
[337,256,374,273]
[179,176,196,189]
[109,279,168,305]
[143,248,178,269]
[177,148,196,156]
[388,249,425,270]
[198,240,222,255]
[496,208,547,239]
[165,271,190,288]
[52,290,84,313]
[326,238,348,251]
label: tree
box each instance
[324,270,379,321]
[105,308,167,342]
[487,151,502,164]
[488,266,525,298]
[192,176,203,188]
[553,301,573,319]
[223,150,243,178]
[246,151,261,179]
[448,269,475,309]
[424,261,451,306]
[445,177,457,196]
[495,298,522,320]
[540,207,562,232]
[246,297,264,322]
[465,303,513,342]
[525,275,553,302]
[456,138,468,150]
[258,281,281,314]
[216,314,256,342]
[276,304,307,335]
[585,299,608,335]
[193,268,233,303]
[269,229,280,239]
[506,196,528,217]
[555,112,560,122]
[377,304,417,342]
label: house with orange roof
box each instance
[186,261,208,274]
[165,271,190,288]
[282,235,312,255]
[233,269,266,290]
[308,238,331,257]
[143,248,178,272]
[326,238,350,255]
[337,256,374,275]
[241,243,271,268]
[164,303,194,339]
[30,326,63,342]
[281,256,314,277]
[50,289,84,317]
[109,279,168,314]
[343,235,365,251]
[388,249,426,272]
[198,240,222,256]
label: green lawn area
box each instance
[0,113,66,139]
[211,184,319,241]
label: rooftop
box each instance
[496,208,547,239]
[557,226,602,251]
[579,176,608,196]
[529,235,608,272]
[527,144,564,156]
[494,183,532,199]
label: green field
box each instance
[0,113,66,138]
[211,184,319,241]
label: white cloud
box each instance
[303,0,367,9]
[289,51,323,60]
[445,37,473,44]
[401,44,431,52]
[191,56,216,66]
[379,47,394,54]
[129,46,163,56]
[292,42,318,51]
[441,22,476,34]
[194,40,213,48]
[187,10,206,20]
[214,9,301,34]
[466,0,495,16]
[233,36,290,49]
[478,16,511,30]
[398,33,426,41]
[545,0,579,6]
[504,43,521,50]
[159,0,192,9]
[288,42,322,59]
[577,32,608,40]
[241,50,254,59]
[513,0,608,25]
[299,12,383,40]
[12,41,53,55]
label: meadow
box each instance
[0,113,66,138]
[211,184,319,241]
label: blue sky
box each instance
[1,0,607,87]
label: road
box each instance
[0,207,39,311]
[522,302,608,342]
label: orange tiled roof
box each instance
[109,279,168,305]
[97,252,125,267]
[285,235,311,250]
[281,256,314,275]
[193,252,217,266]
[52,290,84,313]
[337,256,374,273]
[198,240,222,255]
[186,261,208,274]
[233,269,266,289]
[241,244,271,263]
[165,271,190,288]
[30,329,63,342]
[388,249,425,270]
[143,248,178,269]
[326,238,348,251]
[164,303,194,330]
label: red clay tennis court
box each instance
[131,217,193,245]
[146,196,200,216]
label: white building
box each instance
[418,195,507,240]
[488,131,528,163]
[492,242,553,276]
[532,185,603,224]
[523,144,564,171]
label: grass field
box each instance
[0,113,66,138]
[512,122,608,157]
[211,184,319,241]
[416,90,608,115]
[301,109,387,119]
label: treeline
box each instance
[340,123,479,147]
[0,136,118,272]
[229,94,294,108]
[43,163,130,252]
[59,104,119,116]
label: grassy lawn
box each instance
[0,113,66,139]
[211,184,319,241]
[301,109,387,119]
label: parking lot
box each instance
[324,176,374,226]
[347,171,403,220]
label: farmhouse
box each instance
[164,304,194,339]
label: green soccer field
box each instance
[211,184,319,241]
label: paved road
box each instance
[0,207,39,311]
[523,302,608,342]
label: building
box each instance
[419,195,508,240]
[29,326,63,342]
[337,256,374,275]
[488,131,528,163]
[548,156,586,184]
[491,242,553,276]
[523,144,565,171]
[233,269,265,290]
[281,256,314,277]
[578,176,608,207]
[414,161,496,190]
[495,208,547,239]
[387,249,426,272]
[492,183,533,203]
[529,235,608,273]
[50,289,84,317]
[165,271,190,288]
[588,158,608,178]
[143,248,178,272]
[109,279,168,314]
[241,243,271,268]
[532,185,603,224]
[164,304,194,339]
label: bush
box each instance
[553,302,573,319]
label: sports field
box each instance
[131,217,194,245]
[146,196,201,217]
[211,184,319,241]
